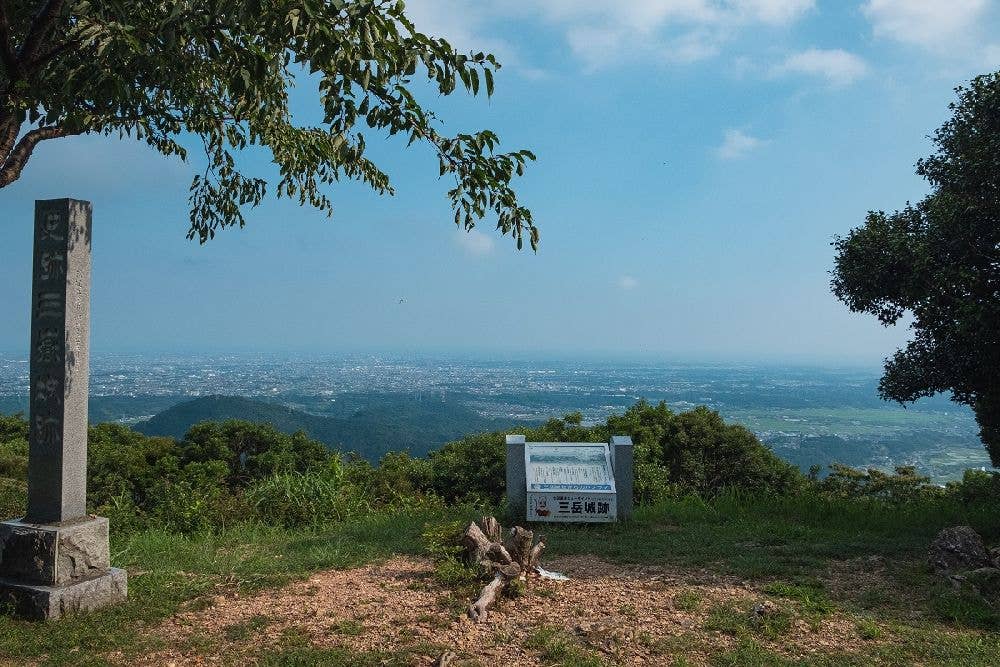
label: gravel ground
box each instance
[138,555,869,666]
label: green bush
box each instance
[0,448,27,480]
[0,414,28,482]
[88,423,179,511]
[179,420,330,488]
[0,478,25,521]
[949,469,1000,506]
[146,460,242,533]
[0,414,28,443]
[428,432,506,502]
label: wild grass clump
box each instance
[245,470,368,528]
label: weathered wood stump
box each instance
[462,516,547,622]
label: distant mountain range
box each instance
[134,394,522,461]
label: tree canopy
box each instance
[0,0,537,248]
[831,71,1000,465]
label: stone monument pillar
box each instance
[0,199,127,620]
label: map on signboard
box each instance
[525,443,616,493]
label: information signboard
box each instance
[525,443,616,522]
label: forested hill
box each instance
[135,395,519,461]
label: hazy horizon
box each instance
[0,346,894,369]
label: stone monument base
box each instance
[0,568,127,620]
[0,516,127,620]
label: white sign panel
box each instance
[528,493,616,522]
[525,443,616,522]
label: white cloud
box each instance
[715,129,766,160]
[402,1,517,67]
[454,229,495,257]
[732,0,816,25]
[404,0,816,72]
[618,275,639,290]
[772,48,868,87]
[863,0,988,50]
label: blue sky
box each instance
[1,0,998,362]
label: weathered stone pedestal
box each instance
[0,517,126,620]
[0,200,126,619]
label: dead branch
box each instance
[461,515,551,623]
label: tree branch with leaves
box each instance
[0,0,538,249]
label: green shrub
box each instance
[633,456,674,504]
[817,464,945,503]
[94,491,146,535]
[147,460,242,533]
[0,448,27,480]
[0,414,28,443]
[428,432,507,503]
[0,414,28,482]
[421,520,466,563]
[371,451,434,503]
[179,420,330,488]
[421,519,480,587]
[88,423,179,511]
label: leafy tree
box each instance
[0,1,537,248]
[831,72,1000,465]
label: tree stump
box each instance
[462,516,547,622]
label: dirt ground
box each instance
[136,556,870,666]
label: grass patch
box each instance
[762,581,835,618]
[545,490,1000,577]
[329,618,364,636]
[525,626,605,667]
[711,638,793,666]
[224,614,272,642]
[855,618,882,640]
[931,590,1000,630]
[704,602,793,639]
[674,589,703,612]
[258,643,446,667]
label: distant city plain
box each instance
[0,353,987,483]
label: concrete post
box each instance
[505,434,526,517]
[610,435,634,520]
